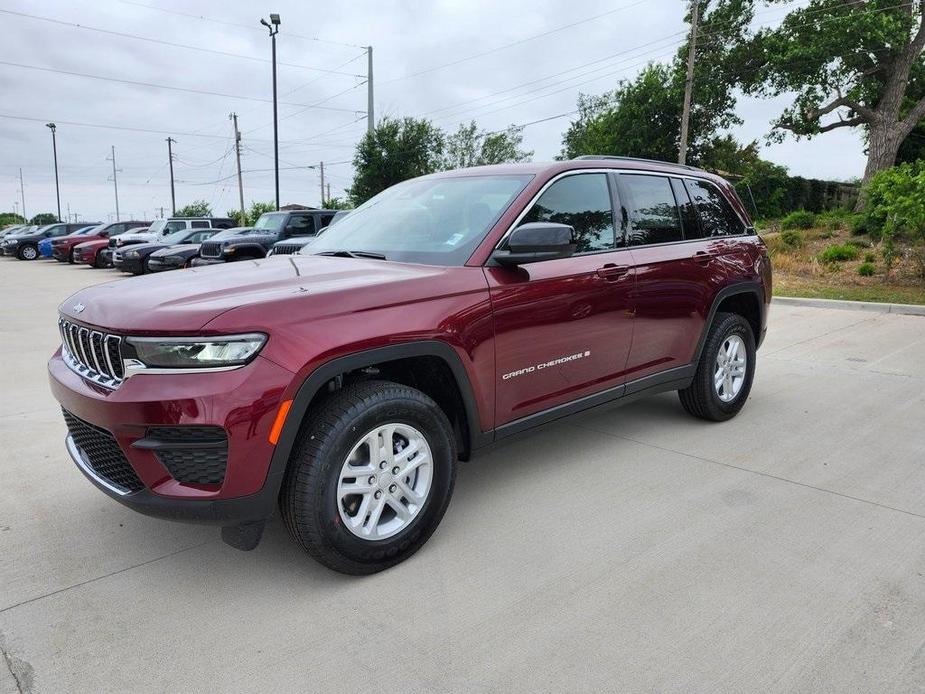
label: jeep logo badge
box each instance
[73,302,85,314]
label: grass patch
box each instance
[819,243,860,263]
[774,276,925,305]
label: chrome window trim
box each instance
[492,167,750,255]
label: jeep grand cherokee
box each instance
[49,157,771,574]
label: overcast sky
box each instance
[0,0,865,223]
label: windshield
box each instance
[148,219,168,235]
[253,213,287,232]
[308,174,532,266]
[161,229,194,244]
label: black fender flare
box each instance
[692,281,766,364]
[262,340,489,501]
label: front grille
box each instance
[63,409,144,493]
[270,243,304,256]
[59,318,125,388]
[199,241,223,258]
[112,249,123,263]
[146,426,228,485]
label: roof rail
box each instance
[572,154,698,171]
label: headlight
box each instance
[222,246,235,255]
[125,334,266,369]
[124,250,139,258]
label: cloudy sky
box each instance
[0,0,864,223]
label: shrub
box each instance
[817,210,848,231]
[845,238,872,248]
[864,252,876,263]
[780,230,804,248]
[849,214,871,236]
[781,210,816,230]
[857,262,876,276]
[819,243,860,263]
[864,161,925,279]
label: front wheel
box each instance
[17,244,38,260]
[678,312,756,422]
[281,380,457,575]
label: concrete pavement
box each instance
[1,257,924,693]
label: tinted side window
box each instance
[520,173,615,253]
[670,177,701,239]
[190,221,210,229]
[286,214,315,235]
[166,222,187,233]
[320,214,335,228]
[685,179,745,237]
[619,175,682,246]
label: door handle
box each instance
[596,264,629,280]
[693,251,715,266]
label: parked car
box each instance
[267,236,317,256]
[113,227,222,274]
[147,227,253,272]
[3,222,97,260]
[48,157,770,574]
[118,216,236,247]
[0,224,27,239]
[50,221,136,263]
[75,226,150,268]
[192,209,338,265]
[39,225,96,258]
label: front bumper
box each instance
[52,246,71,261]
[114,255,145,274]
[49,349,295,524]
[190,257,226,267]
[147,255,185,272]
[98,248,113,266]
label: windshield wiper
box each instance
[316,250,387,260]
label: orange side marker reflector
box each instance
[268,399,293,445]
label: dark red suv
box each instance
[49,157,771,574]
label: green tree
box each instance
[321,196,352,210]
[443,121,532,170]
[175,200,212,217]
[30,212,58,225]
[561,0,752,163]
[349,117,445,204]
[228,200,276,225]
[736,1,925,195]
[0,212,25,226]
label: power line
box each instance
[382,0,650,84]
[115,0,367,50]
[0,9,365,77]
[245,81,369,135]
[0,60,365,113]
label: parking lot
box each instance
[1,257,924,693]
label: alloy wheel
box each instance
[714,334,747,402]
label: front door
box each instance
[485,171,635,426]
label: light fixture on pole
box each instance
[260,13,281,211]
[46,122,61,222]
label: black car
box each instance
[113,227,222,274]
[147,227,253,272]
[2,222,100,260]
[191,209,338,266]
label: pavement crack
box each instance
[0,540,213,616]
[572,422,925,521]
[0,630,33,694]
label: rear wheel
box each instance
[678,312,755,421]
[17,244,38,260]
[281,380,457,575]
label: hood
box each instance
[119,242,167,254]
[59,255,451,333]
[150,243,199,257]
[73,239,109,250]
[213,231,276,245]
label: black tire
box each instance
[94,253,107,269]
[67,248,76,264]
[281,380,457,575]
[17,244,38,260]
[678,312,756,422]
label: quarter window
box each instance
[190,221,210,229]
[619,175,683,246]
[520,173,615,253]
[685,180,745,237]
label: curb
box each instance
[772,295,925,317]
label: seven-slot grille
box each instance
[59,317,125,388]
[270,242,305,256]
[199,241,223,258]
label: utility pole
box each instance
[319,161,325,207]
[107,145,121,221]
[166,137,177,215]
[18,167,26,222]
[67,202,71,222]
[326,183,331,205]
[46,123,61,221]
[230,112,246,223]
[678,0,699,166]
[367,46,374,134]
[158,206,165,219]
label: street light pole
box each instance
[166,137,177,216]
[46,123,61,222]
[261,13,281,211]
[18,167,26,222]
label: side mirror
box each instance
[491,222,576,266]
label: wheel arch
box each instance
[264,341,488,502]
[693,282,765,364]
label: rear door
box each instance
[618,172,713,384]
[485,171,636,426]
